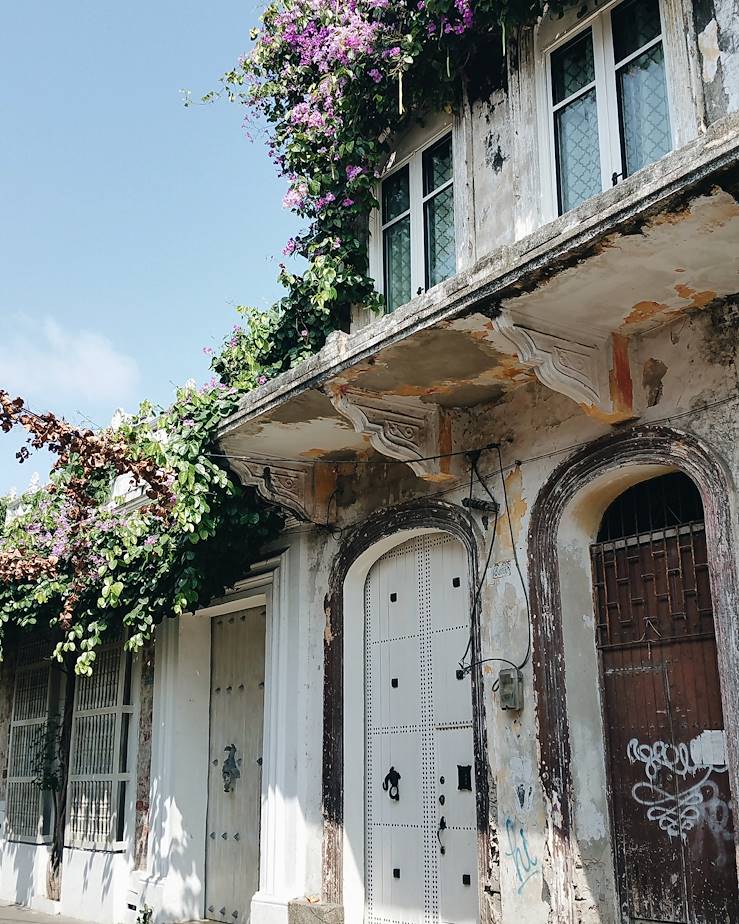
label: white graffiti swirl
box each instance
[627,735,731,842]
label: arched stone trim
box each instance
[527,425,739,922]
[321,499,494,920]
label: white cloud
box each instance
[0,316,140,408]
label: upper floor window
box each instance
[547,0,672,214]
[380,132,456,312]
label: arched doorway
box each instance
[353,531,480,924]
[590,472,739,922]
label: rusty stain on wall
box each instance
[497,467,528,555]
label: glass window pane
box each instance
[423,135,453,196]
[617,42,671,174]
[555,87,601,212]
[383,216,411,312]
[612,0,662,63]
[425,185,456,289]
[382,165,410,224]
[552,30,595,104]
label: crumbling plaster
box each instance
[266,302,739,924]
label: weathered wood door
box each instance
[205,607,266,924]
[364,534,479,924]
[592,478,738,923]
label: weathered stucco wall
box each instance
[695,0,739,124]
[293,298,739,924]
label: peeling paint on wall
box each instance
[642,358,668,407]
[699,19,721,83]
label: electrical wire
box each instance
[457,449,501,674]
[457,447,532,683]
[496,443,532,671]
[206,443,498,466]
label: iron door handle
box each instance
[223,744,241,792]
[437,815,447,854]
[383,766,401,801]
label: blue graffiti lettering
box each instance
[504,817,540,894]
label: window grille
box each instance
[379,131,456,312]
[546,0,671,214]
[5,660,53,842]
[66,643,134,848]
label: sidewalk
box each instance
[0,903,89,924]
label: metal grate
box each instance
[67,780,114,844]
[597,472,702,541]
[592,474,710,652]
[75,646,122,711]
[66,644,135,848]
[13,665,51,722]
[5,663,52,841]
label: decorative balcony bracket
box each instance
[229,455,317,523]
[329,388,447,481]
[491,311,613,413]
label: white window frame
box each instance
[369,122,457,312]
[65,642,137,852]
[536,0,675,220]
[4,657,56,844]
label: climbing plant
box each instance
[208,0,566,388]
[0,0,568,673]
[0,385,282,674]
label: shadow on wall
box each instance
[142,771,206,924]
[0,840,48,907]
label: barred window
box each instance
[66,643,134,848]
[5,654,55,842]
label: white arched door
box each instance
[363,533,479,924]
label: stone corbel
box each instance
[329,387,451,481]
[229,455,318,523]
[491,311,613,413]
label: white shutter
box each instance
[66,643,134,848]
[6,659,53,842]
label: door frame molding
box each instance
[527,424,739,923]
[321,499,493,924]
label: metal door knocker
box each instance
[223,744,241,793]
[383,766,401,801]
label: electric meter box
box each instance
[498,667,524,711]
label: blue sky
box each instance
[0,1,300,495]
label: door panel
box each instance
[205,607,266,924]
[370,636,422,730]
[592,524,738,923]
[431,627,473,727]
[365,534,479,924]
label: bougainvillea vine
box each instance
[207,0,563,388]
[1,0,568,673]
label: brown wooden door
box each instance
[592,519,738,923]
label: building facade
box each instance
[0,0,738,921]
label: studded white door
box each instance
[364,534,479,924]
[205,607,266,924]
